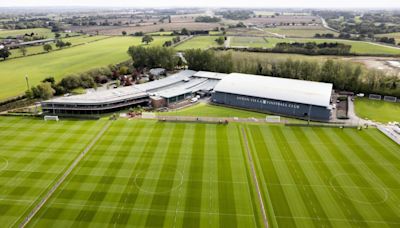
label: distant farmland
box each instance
[0,36,174,100]
[176,33,400,55]
[175,36,222,50]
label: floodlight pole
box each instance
[308,105,312,125]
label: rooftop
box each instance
[214,73,333,107]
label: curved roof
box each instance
[214,73,333,107]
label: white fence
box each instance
[383,96,397,103]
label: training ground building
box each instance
[212,73,333,121]
[41,70,226,115]
[42,71,333,121]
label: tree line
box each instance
[25,61,136,100]
[273,42,352,55]
[185,49,400,97]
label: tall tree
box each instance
[0,47,11,60]
[43,44,53,52]
[142,35,154,45]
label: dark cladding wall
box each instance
[212,92,331,120]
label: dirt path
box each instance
[19,121,112,228]
[241,127,269,228]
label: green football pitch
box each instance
[0,117,399,227]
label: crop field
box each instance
[0,36,174,100]
[354,98,400,123]
[175,36,222,50]
[0,116,399,227]
[230,37,268,48]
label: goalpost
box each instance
[44,115,59,122]
[266,115,281,123]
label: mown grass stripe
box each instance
[3,119,99,224]
[144,124,186,227]
[248,125,294,227]
[216,126,238,227]
[270,126,333,228]
[182,124,206,227]
[336,130,400,223]
[109,122,166,225]
[360,130,400,171]
[295,127,360,226]
[69,121,146,226]
[314,128,372,226]
[333,130,398,224]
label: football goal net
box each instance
[44,116,59,122]
[266,115,281,123]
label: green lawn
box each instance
[355,98,400,123]
[0,36,174,100]
[0,117,399,227]
[158,103,268,118]
[175,36,222,50]
[9,35,109,58]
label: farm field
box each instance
[264,27,339,38]
[354,98,400,123]
[8,35,109,58]
[175,36,222,50]
[230,37,268,48]
[173,36,217,50]
[376,32,400,44]
[0,117,399,227]
[0,36,174,100]
[229,37,400,55]
[0,28,54,38]
[179,35,400,55]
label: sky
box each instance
[1,0,400,9]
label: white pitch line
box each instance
[241,127,269,228]
[19,121,112,228]
[51,201,255,217]
[275,215,400,225]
